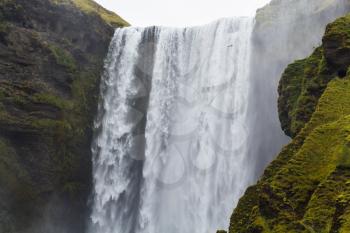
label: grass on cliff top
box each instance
[71,0,130,27]
[72,0,130,27]
[324,14,350,46]
[52,0,130,27]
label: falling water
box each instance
[89,18,255,233]
[87,0,350,231]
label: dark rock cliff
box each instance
[0,0,128,232]
[229,13,350,233]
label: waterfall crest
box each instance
[89,18,255,233]
[88,1,350,232]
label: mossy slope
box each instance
[52,0,130,27]
[229,14,350,233]
[279,14,350,137]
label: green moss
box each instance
[48,44,77,72]
[229,186,261,232]
[0,0,118,229]
[324,14,350,48]
[52,71,99,195]
[0,138,35,202]
[230,14,350,232]
[0,21,9,32]
[72,0,129,26]
[0,70,99,200]
[338,203,350,233]
[260,78,350,232]
[51,0,129,27]
[323,14,350,74]
[278,47,335,137]
[30,118,68,132]
[302,165,350,232]
[279,14,350,138]
[32,93,73,110]
[0,71,99,197]
[338,141,350,169]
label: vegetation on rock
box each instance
[0,0,128,232]
[52,0,130,27]
[229,14,350,233]
[279,14,350,137]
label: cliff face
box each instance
[0,0,128,232]
[244,0,350,181]
[278,11,350,137]
[229,14,350,233]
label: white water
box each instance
[87,0,350,232]
[89,18,255,233]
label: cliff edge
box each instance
[229,14,350,233]
[0,0,128,232]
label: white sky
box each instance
[94,0,272,27]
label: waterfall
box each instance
[87,0,350,231]
[89,18,255,233]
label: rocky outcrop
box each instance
[279,14,350,137]
[0,0,128,232]
[229,14,350,233]
[244,0,350,180]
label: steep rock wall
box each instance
[0,0,128,232]
[229,13,350,233]
[246,0,350,178]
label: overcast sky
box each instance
[94,0,272,27]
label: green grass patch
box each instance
[48,44,77,72]
[51,0,129,27]
[32,93,73,110]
